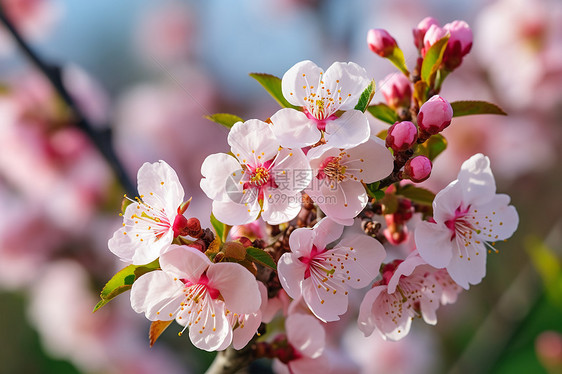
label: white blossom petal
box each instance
[278,253,306,299]
[228,120,279,164]
[414,221,454,269]
[357,285,386,337]
[281,60,323,107]
[211,199,261,226]
[137,160,184,216]
[207,262,261,315]
[159,245,211,281]
[270,108,321,148]
[301,275,348,322]
[324,110,370,149]
[286,314,326,359]
[200,153,242,202]
[130,271,184,320]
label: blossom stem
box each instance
[0,6,137,197]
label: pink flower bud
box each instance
[417,95,453,135]
[381,73,412,110]
[413,17,439,51]
[386,121,418,152]
[422,24,448,57]
[367,28,398,57]
[442,20,473,70]
[403,156,432,183]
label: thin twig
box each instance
[0,6,137,197]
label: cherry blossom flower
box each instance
[306,138,393,225]
[278,218,385,322]
[415,153,519,289]
[108,160,190,265]
[358,252,460,341]
[273,313,330,374]
[200,119,311,226]
[130,245,261,351]
[270,60,371,149]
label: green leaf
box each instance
[249,73,299,109]
[451,100,507,117]
[376,129,388,141]
[396,184,435,205]
[94,259,160,312]
[205,113,244,129]
[367,103,399,124]
[246,247,276,270]
[421,35,449,85]
[387,47,410,76]
[415,134,447,161]
[365,182,385,200]
[354,80,376,112]
[210,213,231,243]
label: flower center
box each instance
[444,205,473,241]
[299,245,330,279]
[317,156,347,182]
[249,166,271,188]
[181,273,221,300]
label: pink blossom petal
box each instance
[271,147,312,192]
[457,153,497,206]
[336,233,386,289]
[311,217,344,249]
[278,253,307,299]
[415,221,453,269]
[301,276,348,322]
[322,62,370,111]
[130,271,184,320]
[358,285,386,336]
[446,245,487,289]
[261,190,302,225]
[344,138,394,183]
[285,314,326,358]
[207,262,261,315]
[270,108,322,148]
[281,60,323,107]
[137,160,184,216]
[200,153,242,202]
[211,199,261,226]
[432,181,464,225]
[288,228,315,257]
[373,292,413,341]
[475,194,519,241]
[228,120,279,164]
[324,110,370,149]
[187,299,232,351]
[232,312,261,350]
[159,245,211,281]
[387,252,427,293]
[310,179,368,223]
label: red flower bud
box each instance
[367,28,398,57]
[386,121,418,152]
[442,20,473,70]
[422,24,448,57]
[413,17,439,51]
[403,156,432,183]
[417,95,453,135]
